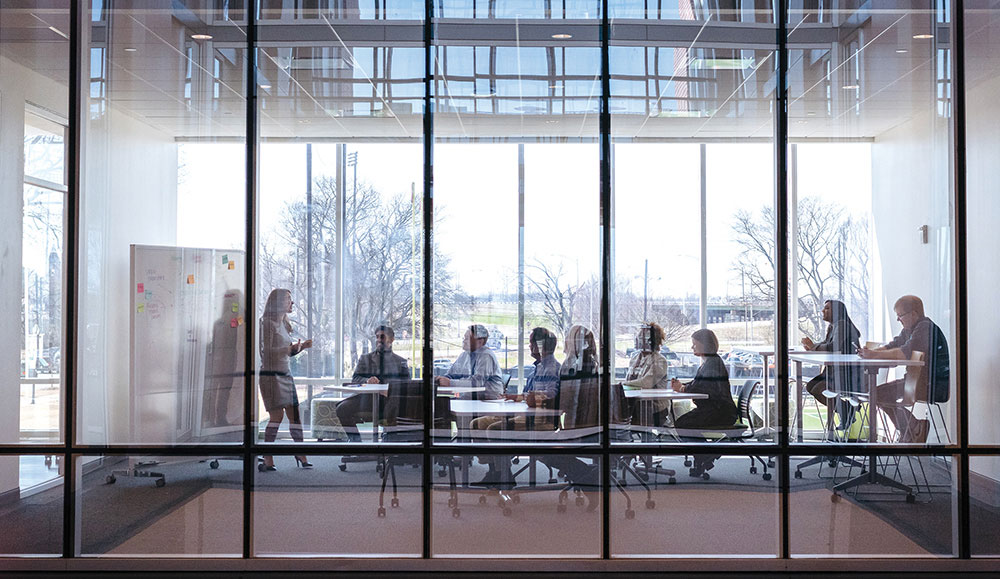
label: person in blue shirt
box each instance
[436,324,503,400]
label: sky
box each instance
[175,140,872,301]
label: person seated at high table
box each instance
[857,295,950,443]
[335,324,410,442]
[623,322,671,427]
[670,329,739,477]
[801,299,863,432]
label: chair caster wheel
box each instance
[502,507,512,517]
[906,494,916,504]
[106,475,116,484]
[512,494,521,504]
[750,467,757,474]
[156,479,165,488]
[339,464,347,472]
[625,509,635,520]
[452,508,461,518]
[479,495,487,505]
[512,458,520,465]
[645,499,655,509]
[668,477,676,484]
[391,498,399,508]
[257,463,265,473]
[576,496,585,507]
[762,473,772,481]
[831,493,841,503]
[684,460,692,467]
[209,460,220,469]
[557,503,567,513]
[794,470,803,479]
[438,469,447,478]
[767,460,775,468]
[377,507,386,517]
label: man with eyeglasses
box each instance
[858,295,950,443]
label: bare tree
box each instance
[525,260,582,337]
[731,196,871,337]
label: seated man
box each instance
[436,324,503,400]
[858,295,950,443]
[336,325,410,442]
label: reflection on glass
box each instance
[970,456,1000,557]
[790,454,956,557]
[610,454,778,557]
[966,1,1000,446]
[787,0,956,453]
[0,455,63,556]
[78,455,242,556]
[432,454,601,557]
[254,454,421,556]
[79,1,247,445]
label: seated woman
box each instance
[801,299,862,431]
[670,329,739,477]
[623,322,671,426]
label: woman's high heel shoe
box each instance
[258,458,277,472]
[295,456,313,469]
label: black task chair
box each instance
[377,380,459,517]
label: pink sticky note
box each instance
[230,318,238,328]
[137,283,144,293]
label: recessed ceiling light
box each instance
[913,33,934,39]
[191,34,213,40]
[551,33,572,39]
[545,120,559,124]
[842,84,860,90]
[124,47,137,52]
[260,84,271,89]
[298,119,311,124]
[896,49,908,53]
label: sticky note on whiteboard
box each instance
[231,303,239,313]
[137,303,145,313]
[137,283,144,293]
[187,274,195,284]
[228,261,235,270]
[230,318,238,328]
[222,254,228,264]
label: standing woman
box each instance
[259,288,313,471]
[801,299,862,430]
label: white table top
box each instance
[449,399,562,417]
[788,353,924,367]
[624,389,708,400]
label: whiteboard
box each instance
[130,245,245,443]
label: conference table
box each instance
[326,383,486,441]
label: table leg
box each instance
[796,360,804,442]
[371,393,379,442]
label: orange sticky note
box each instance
[228,261,235,270]
[237,316,244,326]
[186,274,195,284]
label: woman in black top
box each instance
[671,329,739,476]
[802,299,862,430]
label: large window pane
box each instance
[432,12,603,448]
[790,453,957,557]
[967,1,1000,446]
[786,2,956,460]
[2,4,69,448]
[610,8,777,446]
[255,5,424,450]
[77,454,243,556]
[0,454,63,556]
[79,1,247,445]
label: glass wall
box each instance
[1,0,997,567]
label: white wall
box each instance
[966,61,1000,478]
[0,54,69,494]
[79,102,178,445]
